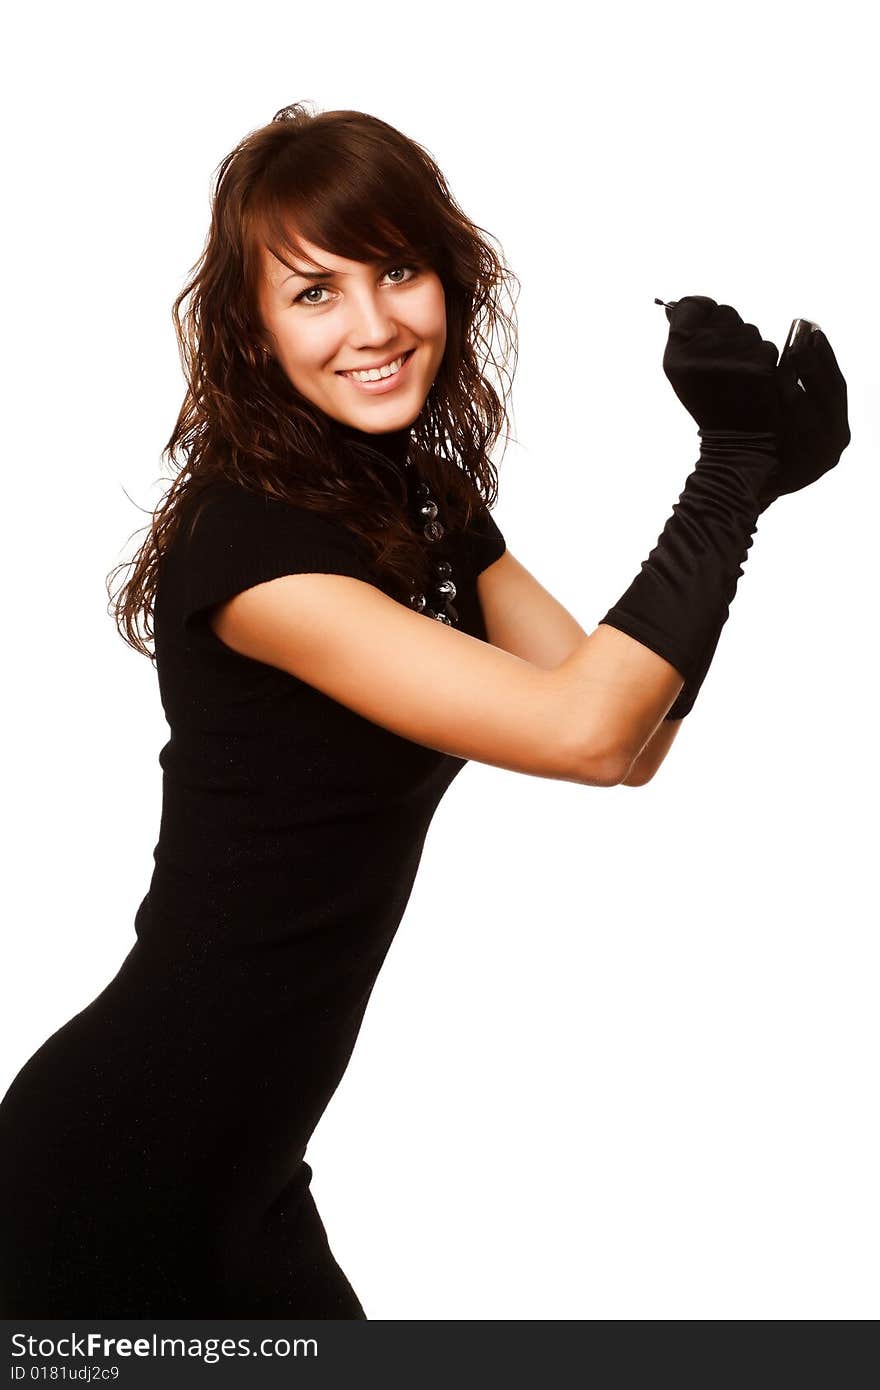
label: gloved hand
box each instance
[664,318,851,719]
[661,294,781,434]
[599,295,781,716]
[758,327,850,511]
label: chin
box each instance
[354,410,420,434]
[347,390,425,425]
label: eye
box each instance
[385,265,420,285]
[293,264,421,307]
[294,283,332,307]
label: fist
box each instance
[663,295,781,434]
[759,328,851,512]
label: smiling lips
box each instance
[338,349,414,382]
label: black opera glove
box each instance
[599,296,781,716]
[758,327,851,512]
[664,325,851,720]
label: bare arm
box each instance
[476,550,684,783]
[208,559,683,789]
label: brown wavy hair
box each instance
[107,101,520,660]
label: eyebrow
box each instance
[280,255,405,286]
[281,266,337,284]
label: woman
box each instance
[0,103,850,1317]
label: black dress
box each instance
[0,425,505,1317]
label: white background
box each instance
[3,0,877,1320]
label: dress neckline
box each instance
[331,419,412,472]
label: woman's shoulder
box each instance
[177,476,385,564]
[184,475,344,527]
[167,476,379,635]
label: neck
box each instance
[332,418,412,471]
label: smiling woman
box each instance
[0,96,851,1323]
[0,100,538,1320]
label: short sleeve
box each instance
[178,482,379,632]
[460,506,506,577]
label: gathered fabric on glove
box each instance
[599,296,780,716]
[600,429,778,701]
[664,326,851,718]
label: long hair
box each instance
[107,102,520,659]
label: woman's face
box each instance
[259,235,447,433]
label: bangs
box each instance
[244,147,439,285]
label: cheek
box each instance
[278,316,338,366]
[413,280,447,342]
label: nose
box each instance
[345,286,400,348]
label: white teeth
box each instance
[345,353,407,382]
